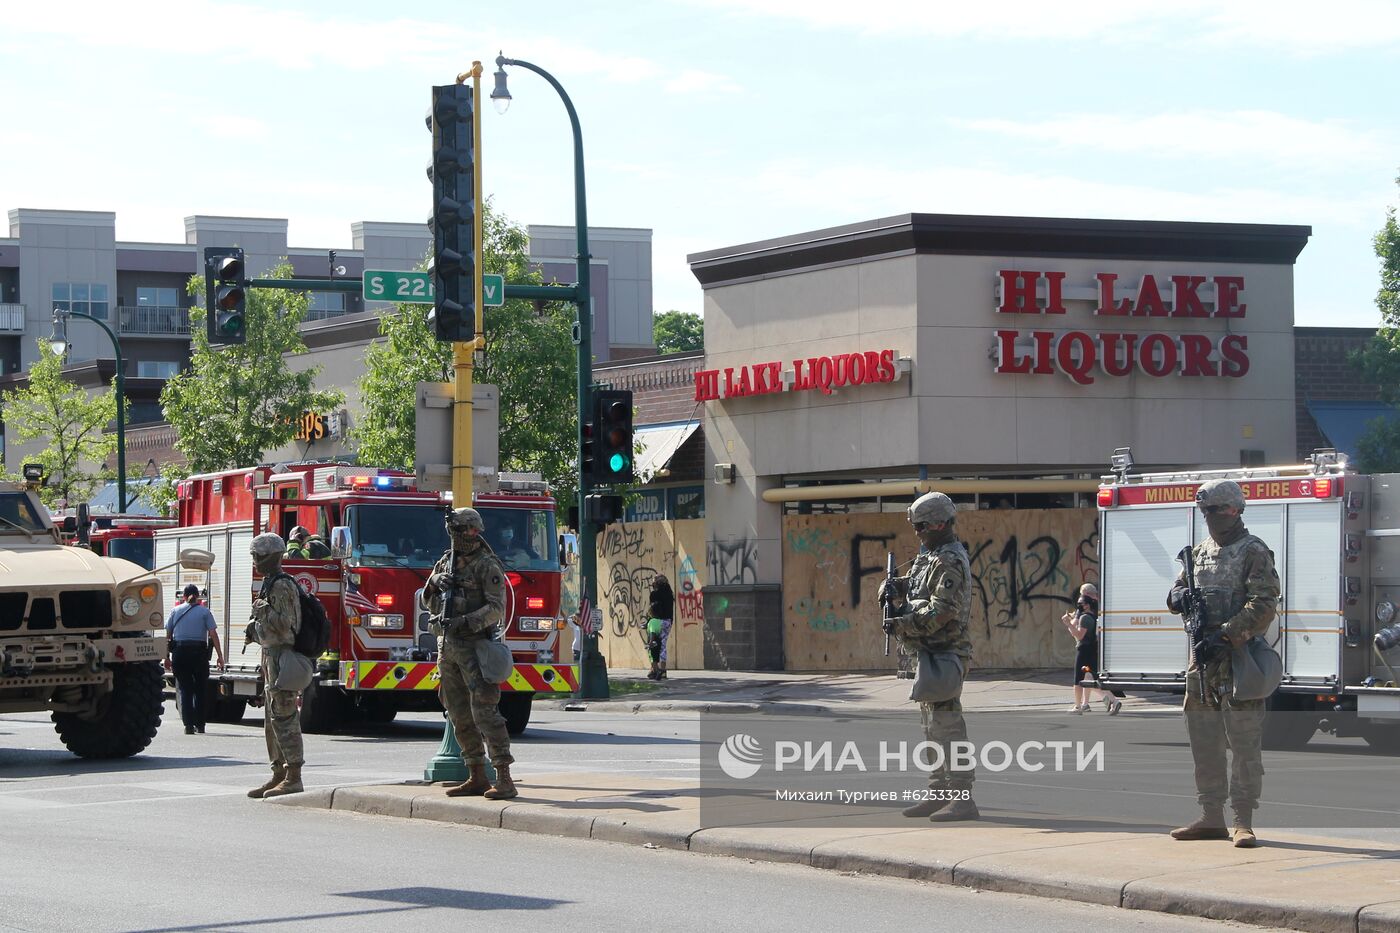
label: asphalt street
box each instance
[1,704,1288,933]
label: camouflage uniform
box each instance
[425,541,511,768]
[1168,479,1279,842]
[899,539,975,793]
[255,573,304,770]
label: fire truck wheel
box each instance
[299,681,346,734]
[498,693,533,736]
[208,695,248,724]
[1262,692,1317,750]
[51,660,164,759]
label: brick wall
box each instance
[594,349,704,426]
[1294,327,1381,459]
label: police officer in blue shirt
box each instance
[165,584,226,734]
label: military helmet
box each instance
[250,532,285,557]
[288,525,309,542]
[908,491,957,526]
[446,507,484,533]
[1195,479,1246,510]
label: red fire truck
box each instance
[1097,449,1400,750]
[153,463,576,734]
[75,515,177,570]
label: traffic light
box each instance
[203,246,246,345]
[593,388,635,484]
[426,82,476,343]
[585,493,624,526]
[580,417,597,482]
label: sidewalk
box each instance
[556,668,1181,716]
[272,769,1400,933]
[273,670,1394,932]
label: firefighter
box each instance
[880,491,978,822]
[286,525,331,559]
[246,532,306,799]
[1166,478,1279,848]
[425,507,517,800]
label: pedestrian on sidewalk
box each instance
[1060,583,1121,715]
[425,507,518,801]
[245,533,307,799]
[879,491,978,822]
[646,575,674,680]
[1166,479,1278,849]
[165,583,226,734]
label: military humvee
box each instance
[0,472,210,758]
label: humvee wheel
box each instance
[52,660,164,758]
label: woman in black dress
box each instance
[1061,583,1121,714]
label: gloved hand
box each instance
[428,572,452,591]
[1168,586,1195,614]
[1199,629,1231,660]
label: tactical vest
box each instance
[1189,533,1266,631]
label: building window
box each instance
[307,292,345,317]
[136,361,181,379]
[136,286,180,310]
[52,282,110,321]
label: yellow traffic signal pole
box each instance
[426,62,486,784]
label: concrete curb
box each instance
[271,785,1400,933]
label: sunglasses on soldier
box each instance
[1200,504,1232,514]
[912,521,930,531]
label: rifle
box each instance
[879,552,908,657]
[430,533,462,637]
[1175,545,1209,703]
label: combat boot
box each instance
[1232,812,1258,848]
[1170,806,1229,840]
[247,764,287,799]
[928,798,980,822]
[261,764,304,798]
[484,764,518,800]
[445,763,492,797]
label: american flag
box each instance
[343,586,379,617]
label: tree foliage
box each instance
[161,263,343,473]
[653,309,703,354]
[353,203,579,506]
[1350,173,1400,472]
[1,341,121,508]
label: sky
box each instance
[0,0,1396,328]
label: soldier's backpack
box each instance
[262,573,331,659]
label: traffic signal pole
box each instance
[493,54,608,700]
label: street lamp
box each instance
[492,53,607,699]
[48,307,131,513]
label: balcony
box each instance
[0,303,24,333]
[119,305,190,337]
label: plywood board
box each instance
[781,510,1098,671]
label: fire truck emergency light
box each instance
[1097,487,1116,508]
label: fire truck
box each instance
[1097,449,1400,750]
[153,463,576,734]
[62,511,176,571]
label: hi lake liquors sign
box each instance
[992,270,1253,385]
[694,350,908,402]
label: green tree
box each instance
[353,203,579,505]
[162,263,343,473]
[1,341,122,508]
[1350,173,1400,472]
[653,309,703,354]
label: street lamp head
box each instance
[491,56,512,114]
[47,309,67,356]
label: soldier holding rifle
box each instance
[1166,479,1279,848]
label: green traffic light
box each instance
[609,453,628,473]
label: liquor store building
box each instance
[686,213,1310,671]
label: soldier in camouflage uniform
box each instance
[246,532,306,799]
[1166,478,1280,848]
[881,491,978,822]
[425,507,517,800]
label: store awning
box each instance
[1305,400,1400,460]
[634,421,700,480]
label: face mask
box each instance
[253,552,280,574]
[1204,511,1242,540]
